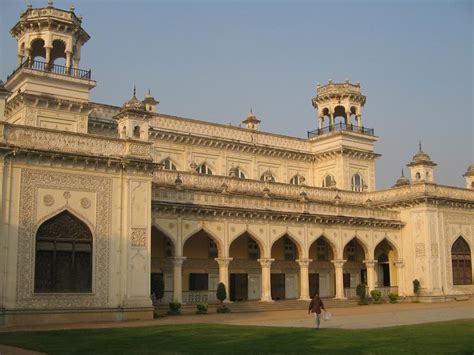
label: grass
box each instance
[0,319,473,354]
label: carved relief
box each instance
[17,169,112,309]
[81,197,91,209]
[415,243,425,257]
[131,228,147,248]
[43,194,54,206]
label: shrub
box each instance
[370,289,382,303]
[216,282,227,304]
[196,303,208,314]
[356,283,367,304]
[167,302,182,315]
[413,279,421,296]
[388,293,399,303]
[216,305,230,313]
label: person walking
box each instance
[308,293,326,329]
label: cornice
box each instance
[313,146,381,161]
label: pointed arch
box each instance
[182,227,223,258]
[309,235,337,261]
[34,210,93,293]
[151,225,175,257]
[196,162,213,175]
[260,170,276,182]
[160,158,178,171]
[289,174,305,185]
[229,231,263,260]
[271,231,303,260]
[343,236,369,261]
[451,236,472,285]
[373,237,400,260]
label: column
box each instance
[318,116,324,129]
[395,259,404,296]
[329,113,335,127]
[214,257,233,295]
[356,115,362,128]
[65,51,72,72]
[258,258,274,302]
[331,259,346,299]
[45,46,52,69]
[172,256,186,303]
[296,259,312,300]
[363,259,377,293]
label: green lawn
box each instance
[0,320,473,354]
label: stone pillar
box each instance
[297,259,312,300]
[215,257,233,293]
[356,115,362,128]
[329,113,335,127]
[331,259,346,299]
[172,256,186,303]
[65,51,72,72]
[318,116,324,129]
[258,258,274,302]
[395,259,405,296]
[45,46,52,69]
[363,259,377,293]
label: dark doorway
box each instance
[360,269,367,285]
[381,264,390,286]
[271,273,285,300]
[230,273,248,301]
[343,273,351,288]
[151,273,163,295]
[309,273,319,297]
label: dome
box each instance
[464,164,474,177]
[409,142,435,166]
[143,89,158,104]
[393,169,410,187]
[122,87,146,111]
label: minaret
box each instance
[393,168,410,187]
[310,80,379,192]
[114,87,151,140]
[3,2,95,132]
[463,165,474,189]
[143,89,159,112]
[242,109,261,130]
[407,142,436,183]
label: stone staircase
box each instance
[158,298,358,314]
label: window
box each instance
[248,238,260,260]
[346,240,356,261]
[161,159,177,171]
[316,239,328,261]
[284,237,296,260]
[189,273,208,291]
[260,171,275,182]
[133,125,141,138]
[452,237,472,285]
[351,174,364,192]
[197,163,212,175]
[415,172,421,181]
[322,175,335,188]
[209,238,218,258]
[343,273,351,288]
[290,175,305,185]
[34,211,92,293]
[230,167,246,179]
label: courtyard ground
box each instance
[0,300,473,354]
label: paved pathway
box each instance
[1,299,472,334]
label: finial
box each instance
[250,107,253,114]
[148,88,151,95]
[48,0,53,7]
[402,168,405,177]
[27,0,32,9]
[133,85,136,98]
[70,4,75,11]
[419,140,422,151]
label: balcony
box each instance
[7,59,92,81]
[308,122,375,139]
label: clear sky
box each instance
[1,0,472,189]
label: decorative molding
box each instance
[16,169,112,309]
[130,228,147,248]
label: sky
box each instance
[1,0,472,189]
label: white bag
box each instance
[324,311,332,321]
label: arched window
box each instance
[34,211,92,293]
[452,237,472,285]
[197,163,212,175]
[133,126,141,138]
[30,38,46,62]
[260,171,275,182]
[351,174,364,192]
[415,172,421,181]
[289,175,305,185]
[161,159,177,171]
[284,237,296,260]
[322,175,335,188]
[230,167,246,179]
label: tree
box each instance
[216,282,227,304]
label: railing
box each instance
[375,286,398,297]
[182,291,218,304]
[308,122,374,138]
[7,59,92,81]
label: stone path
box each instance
[0,299,472,334]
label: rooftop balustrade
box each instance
[7,59,92,81]
[308,122,375,138]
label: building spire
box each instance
[419,140,422,152]
[133,85,136,98]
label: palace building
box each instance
[0,3,473,326]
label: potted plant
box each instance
[388,293,399,303]
[370,289,382,304]
[216,282,230,313]
[167,302,182,315]
[196,303,208,314]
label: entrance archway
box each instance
[342,237,367,298]
[182,230,220,303]
[308,236,335,297]
[270,234,301,300]
[228,232,263,301]
[374,238,398,290]
[150,226,175,303]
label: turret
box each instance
[242,109,260,130]
[114,87,151,140]
[407,142,436,183]
[463,165,474,189]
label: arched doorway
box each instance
[182,230,220,303]
[343,238,367,298]
[452,237,472,285]
[308,237,335,298]
[270,235,300,300]
[374,239,398,290]
[150,226,175,303]
[228,232,262,301]
[34,210,92,293]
